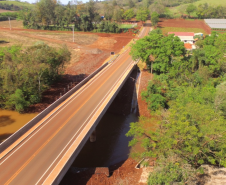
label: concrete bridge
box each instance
[0,25,151,185]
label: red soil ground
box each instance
[138,68,153,118]
[61,158,144,185]
[5,27,137,113]
[158,18,211,34]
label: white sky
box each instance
[20,0,89,5]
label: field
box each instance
[161,27,208,35]
[158,18,211,35]
[119,24,134,29]
[0,20,23,28]
[170,0,226,18]
[0,9,16,13]
[0,1,34,8]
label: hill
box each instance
[0,1,34,10]
[170,0,226,18]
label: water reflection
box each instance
[0,115,15,127]
[0,109,38,143]
[73,112,138,167]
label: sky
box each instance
[20,0,89,5]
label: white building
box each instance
[168,32,195,44]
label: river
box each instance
[0,110,38,143]
[72,112,138,167]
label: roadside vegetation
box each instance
[128,29,226,184]
[0,12,18,21]
[0,43,71,112]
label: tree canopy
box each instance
[130,32,185,74]
[0,44,70,112]
[151,11,159,26]
[127,31,226,184]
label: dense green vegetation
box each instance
[0,12,18,21]
[0,43,70,112]
[20,0,121,33]
[128,30,226,184]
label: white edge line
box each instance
[0,49,130,164]
[36,60,134,185]
[41,61,134,185]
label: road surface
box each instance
[0,25,151,185]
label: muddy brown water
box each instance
[0,109,38,143]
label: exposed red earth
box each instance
[158,18,211,34]
[0,26,138,113]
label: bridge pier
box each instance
[90,129,96,142]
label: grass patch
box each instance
[160,27,208,35]
[169,0,226,18]
[0,1,34,9]
[119,24,134,29]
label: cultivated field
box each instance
[158,19,211,35]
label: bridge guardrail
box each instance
[0,62,109,154]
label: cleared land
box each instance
[158,18,211,35]
[0,20,23,29]
[0,9,16,13]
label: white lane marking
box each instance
[0,49,131,164]
[40,61,134,185]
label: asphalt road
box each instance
[0,25,151,185]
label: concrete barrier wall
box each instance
[0,63,108,153]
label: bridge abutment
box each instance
[90,129,96,142]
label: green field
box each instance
[169,0,226,18]
[119,24,134,29]
[0,1,34,9]
[160,27,208,35]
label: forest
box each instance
[0,43,71,112]
[128,30,226,184]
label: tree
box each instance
[151,12,159,26]
[112,7,123,22]
[6,89,29,112]
[186,4,196,16]
[127,101,226,168]
[150,2,165,15]
[136,8,149,23]
[215,82,226,117]
[123,8,135,20]
[128,0,135,8]
[130,32,185,74]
